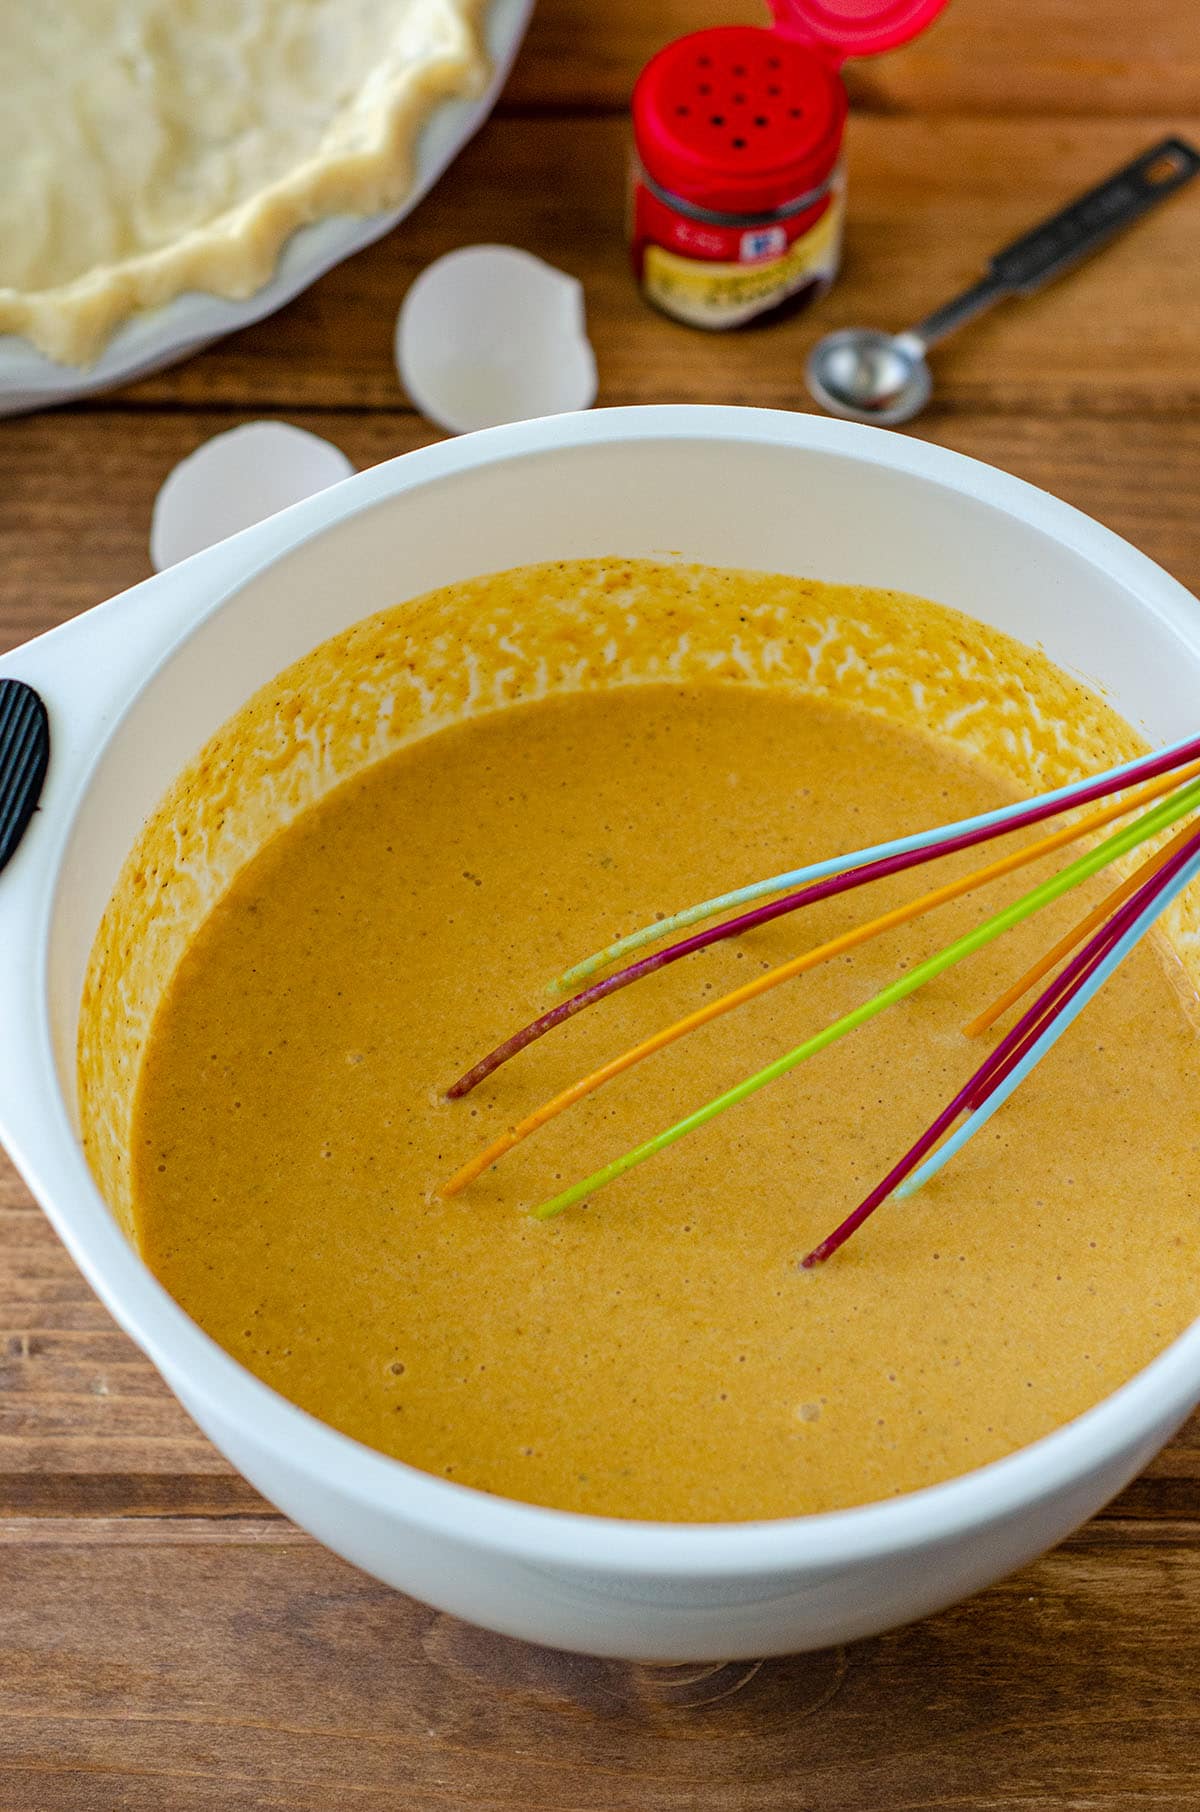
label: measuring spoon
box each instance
[805,136,1200,425]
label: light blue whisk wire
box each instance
[553,733,1200,992]
[894,844,1200,1198]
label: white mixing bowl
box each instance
[2,406,1198,1661]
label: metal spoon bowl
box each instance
[805,328,930,426]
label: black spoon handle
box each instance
[911,136,1200,349]
[988,135,1200,296]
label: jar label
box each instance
[641,189,844,329]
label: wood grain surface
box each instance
[1,0,1198,1805]
[506,0,1200,117]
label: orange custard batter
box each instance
[114,593,1200,1521]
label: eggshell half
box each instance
[395,245,598,433]
[150,421,355,570]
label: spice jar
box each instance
[630,0,948,330]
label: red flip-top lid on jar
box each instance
[771,0,949,65]
[633,0,948,216]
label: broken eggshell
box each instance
[395,245,598,433]
[150,421,355,570]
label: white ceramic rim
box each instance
[7,404,1200,1576]
[0,0,534,414]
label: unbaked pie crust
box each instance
[0,0,487,366]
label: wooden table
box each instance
[2,2,1199,1804]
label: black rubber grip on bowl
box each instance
[0,680,50,876]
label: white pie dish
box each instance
[0,0,533,417]
[1,405,1199,1661]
